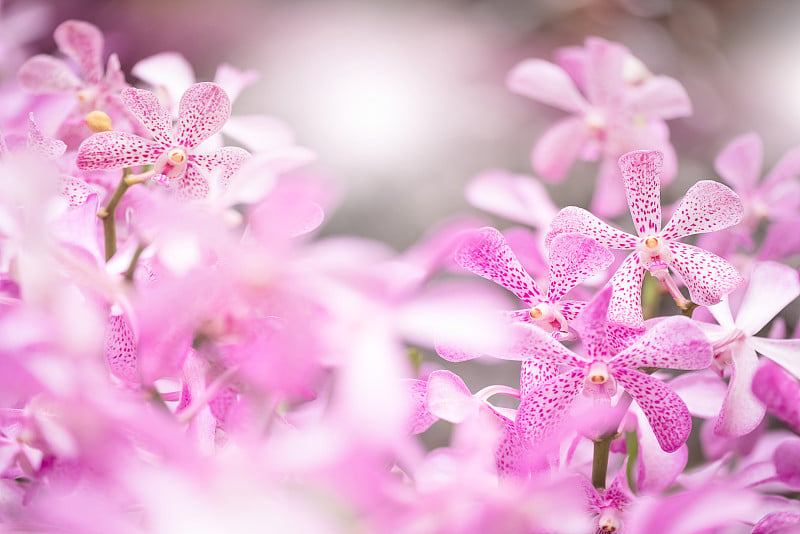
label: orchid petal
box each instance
[192,146,250,190]
[572,285,613,357]
[18,55,81,93]
[176,165,210,200]
[753,512,800,534]
[222,114,295,153]
[661,181,744,241]
[608,253,645,327]
[515,368,586,445]
[520,359,558,400]
[749,337,800,378]
[213,64,259,103]
[54,20,104,84]
[546,206,639,250]
[714,344,765,436]
[546,233,613,302]
[611,316,712,370]
[532,117,588,182]
[629,75,692,120]
[558,300,587,321]
[492,323,583,366]
[506,59,588,113]
[590,156,629,219]
[614,367,690,452]
[176,82,231,149]
[619,150,662,237]
[774,440,800,488]
[759,217,800,261]
[752,362,800,431]
[714,132,763,193]
[763,144,800,191]
[668,242,744,306]
[27,113,66,159]
[426,370,478,423]
[465,170,557,229]
[104,312,138,383]
[668,371,726,419]
[454,227,542,306]
[120,87,175,146]
[404,379,436,434]
[736,261,800,336]
[76,131,163,170]
[584,37,627,109]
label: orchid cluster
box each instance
[0,17,799,534]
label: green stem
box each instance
[625,430,639,494]
[100,168,132,262]
[592,436,613,489]
[123,242,146,283]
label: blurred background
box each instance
[6,0,800,250]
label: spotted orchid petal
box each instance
[104,312,138,384]
[515,368,586,445]
[491,323,584,366]
[611,316,712,370]
[506,59,588,113]
[455,227,542,306]
[748,337,800,378]
[60,177,93,207]
[634,412,689,494]
[491,409,527,478]
[546,206,639,250]
[572,285,614,359]
[613,366,690,452]
[619,150,662,237]
[558,300,588,321]
[176,165,210,200]
[736,262,800,336]
[465,170,558,229]
[54,20,104,84]
[714,344,765,436]
[546,233,613,302]
[76,131,164,170]
[532,117,589,182]
[27,113,66,159]
[520,359,558,400]
[17,55,82,93]
[629,75,692,120]
[608,253,645,327]
[176,83,231,149]
[404,379,436,434]
[667,242,743,306]
[714,132,763,193]
[192,146,251,190]
[660,180,744,242]
[426,370,478,424]
[121,87,174,147]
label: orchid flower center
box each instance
[587,361,610,384]
[585,109,606,131]
[168,148,187,164]
[529,303,556,322]
[644,237,659,249]
[598,508,622,532]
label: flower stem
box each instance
[123,242,146,283]
[592,436,613,489]
[99,168,132,262]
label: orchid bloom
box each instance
[508,286,712,452]
[700,261,800,435]
[548,149,744,327]
[452,228,613,340]
[76,83,249,200]
[508,37,691,217]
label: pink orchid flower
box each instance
[76,82,249,200]
[509,37,691,217]
[508,286,712,453]
[701,261,800,436]
[548,149,744,327]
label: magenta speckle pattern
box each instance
[193,147,251,188]
[489,408,525,478]
[507,323,583,366]
[558,300,587,321]
[120,87,174,146]
[515,368,586,445]
[610,316,712,370]
[27,113,66,159]
[176,165,211,201]
[455,227,542,306]
[546,233,613,302]
[77,131,163,170]
[619,150,663,237]
[608,253,645,327]
[546,206,639,250]
[54,20,104,84]
[612,366,691,453]
[405,379,436,434]
[667,242,744,306]
[520,359,558,399]
[60,177,92,206]
[104,313,138,383]
[209,386,238,423]
[176,82,232,149]
[660,180,744,242]
[17,55,82,93]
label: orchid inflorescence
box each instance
[0,18,799,534]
